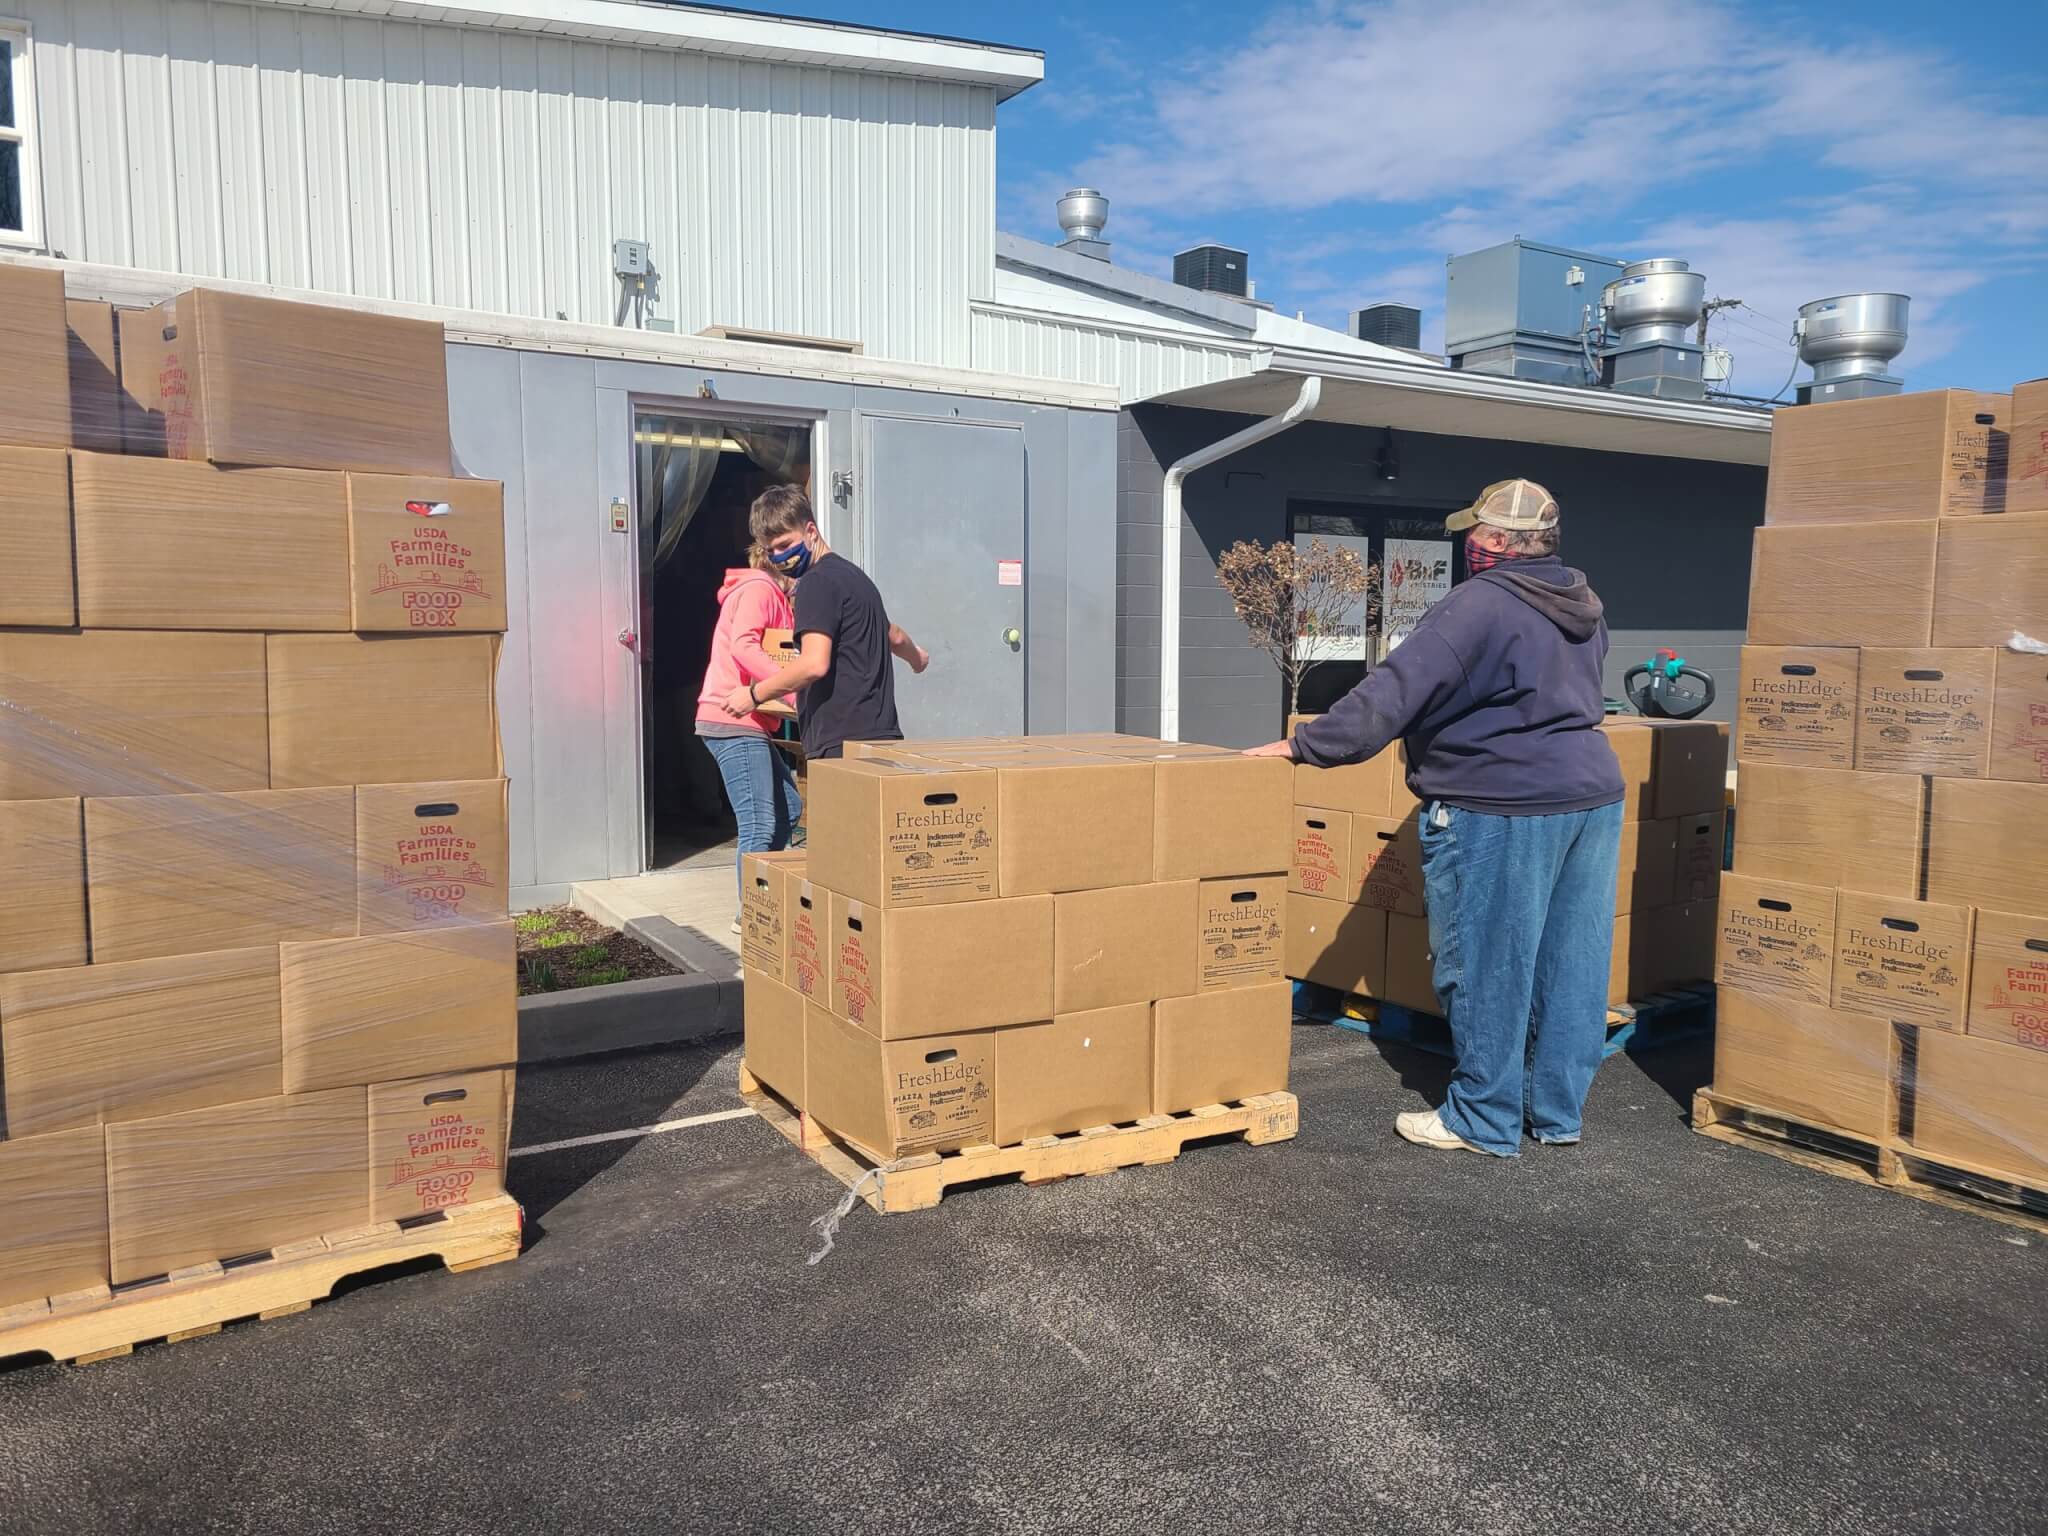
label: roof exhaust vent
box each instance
[1792,293,1908,404]
[1056,189,1111,261]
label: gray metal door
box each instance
[862,416,1026,739]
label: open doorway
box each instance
[635,409,816,871]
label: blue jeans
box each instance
[1418,799,1623,1156]
[704,734,803,903]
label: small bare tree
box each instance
[1217,537,1378,723]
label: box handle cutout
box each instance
[1306,818,1328,831]
[424,1089,470,1106]
[1901,671,1942,683]
[1377,832,1396,845]
[1231,889,1258,902]
[753,877,769,891]
[799,895,813,911]
[1975,412,1996,425]
[416,802,460,817]
[922,792,959,807]
[1759,899,1793,913]
[847,916,863,933]
[2027,939,2048,954]
[1779,663,1818,677]
[924,1048,958,1064]
[161,324,179,342]
[1880,917,1920,932]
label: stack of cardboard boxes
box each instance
[738,734,1295,1159]
[1284,720,1726,1015]
[0,266,517,1312]
[1714,384,2048,1188]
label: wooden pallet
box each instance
[1303,980,1714,1059]
[1692,1087,2048,1237]
[739,1065,1298,1213]
[0,1195,523,1367]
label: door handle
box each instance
[1003,627,1022,651]
[618,628,640,655]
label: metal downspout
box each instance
[1158,374,1323,741]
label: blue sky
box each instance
[725,0,2047,393]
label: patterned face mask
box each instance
[1464,534,1513,573]
[769,539,814,579]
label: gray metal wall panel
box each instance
[1025,410,1071,733]
[1063,409,1119,731]
[515,350,614,888]
[1119,404,1764,746]
[445,342,541,892]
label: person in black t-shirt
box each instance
[718,485,929,759]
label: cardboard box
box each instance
[0,1127,110,1310]
[115,306,164,454]
[85,787,358,964]
[1735,646,1860,768]
[1289,807,1352,899]
[1384,913,1438,1014]
[267,634,501,791]
[0,262,72,450]
[1712,876,1843,1011]
[104,1087,370,1284]
[1933,514,2048,648]
[1763,388,2008,524]
[281,924,517,1095]
[1153,982,1291,1115]
[368,1069,514,1222]
[355,779,510,934]
[1648,720,1730,818]
[1351,812,1425,916]
[829,891,1053,1040]
[0,446,75,627]
[1197,875,1287,992]
[1645,902,1716,994]
[1989,649,2048,784]
[1671,811,1725,904]
[1285,891,1387,997]
[1747,521,1937,647]
[803,1003,995,1159]
[1,945,283,1137]
[740,850,808,976]
[1965,909,2048,1051]
[68,454,351,630]
[65,299,123,454]
[1906,1029,2048,1184]
[347,473,509,633]
[1601,720,1657,820]
[1925,778,2048,914]
[989,753,1154,895]
[2010,378,2048,516]
[785,877,829,1001]
[993,1004,1153,1143]
[1606,912,1635,1006]
[1148,751,1292,881]
[804,757,997,908]
[1292,747,1402,817]
[117,288,451,473]
[0,798,88,976]
[1852,648,1995,778]
[1617,819,1678,917]
[1832,892,1972,1031]
[1051,880,1198,1014]
[743,968,807,1108]
[1731,762,1926,898]
[1711,990,1892,1139]
[0,629,269,801]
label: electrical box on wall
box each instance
[612,239,650,278]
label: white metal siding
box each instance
[971,302,1257,403]
[18,0,996,366]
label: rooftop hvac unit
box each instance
[1443,239,1625,384]
[1351,303,1422,350]
[1174,244,1249,298]
[1792,293,1908,404]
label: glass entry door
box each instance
[1289,501,1462,716]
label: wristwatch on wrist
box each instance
[748,682,761,707]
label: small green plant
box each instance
[578,965,631,987]
[532,931,579,950]
[514,912,558,934]
[524,959,560,993]
[574,944,611,967]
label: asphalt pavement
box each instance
[3,1023,2044,1536]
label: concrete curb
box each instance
[518,971,742,1063]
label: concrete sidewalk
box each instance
[571,859,742,979]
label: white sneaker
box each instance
[1395,1108,1488,1154]
[730,916,742,936]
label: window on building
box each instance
[0,26,39,247]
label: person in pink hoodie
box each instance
[696,550,801,927]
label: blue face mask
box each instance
[769,540,814,580]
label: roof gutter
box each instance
[1159,374,1322,741]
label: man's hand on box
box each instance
[1243,739,1297,759]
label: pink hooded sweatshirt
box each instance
[696,568,797,735]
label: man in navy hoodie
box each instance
[1247,479,1623,1156]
